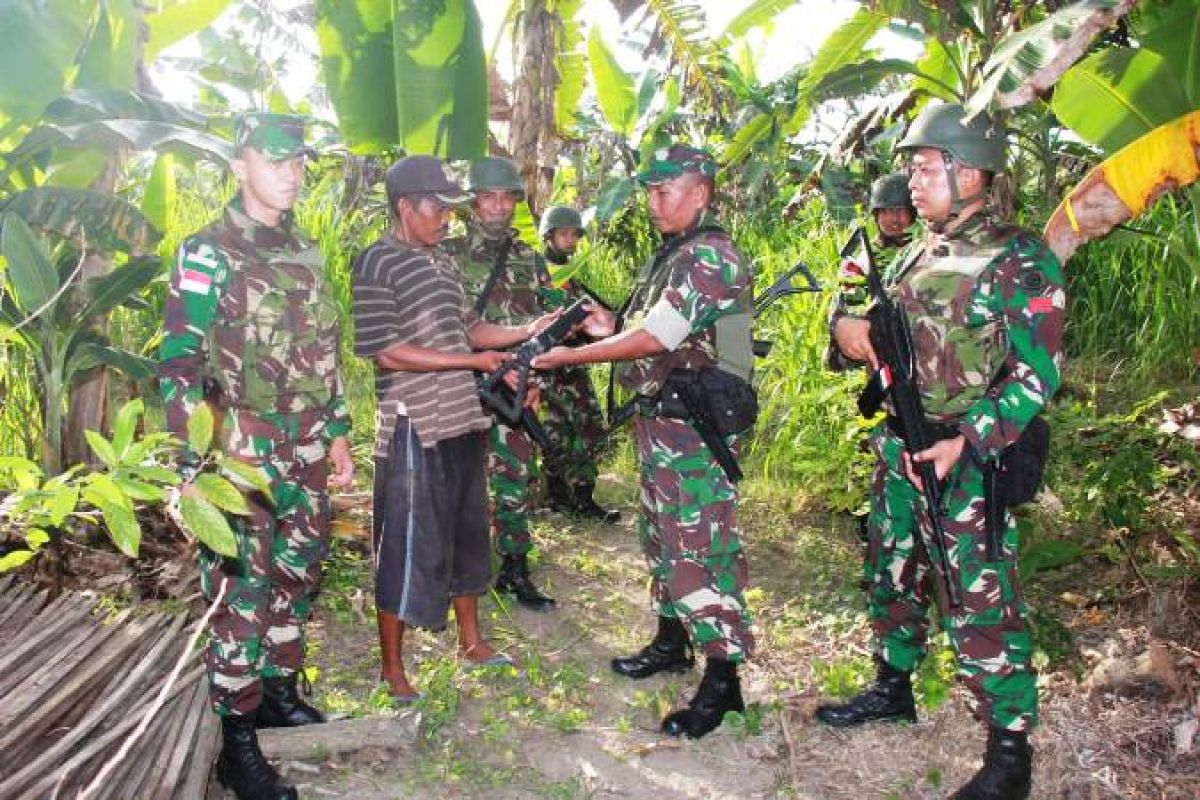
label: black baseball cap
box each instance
[384,155,471,204]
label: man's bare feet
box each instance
[380,669,420,701]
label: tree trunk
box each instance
[509,0,562,215]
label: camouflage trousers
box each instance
[634,414,754,663]
[866,425,1037,732]
[540,366,607,488]
[487,416,536,556]
[199,422,331,717]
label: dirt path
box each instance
[212,473,1199,799]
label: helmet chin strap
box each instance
[543,243,570,265]
[931,154,985,234]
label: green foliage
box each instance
[316,0,487,158]
[1052,3,1197,154]
[588,27,638,137]
[145,0,234,62]
[0,399,179,567]
[167,405,266,558]
[0,214,160,474]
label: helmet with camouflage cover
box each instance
[538,205,584,238]
[467,156,525,198]
[897,102,1006,173]
[868,173,913,212]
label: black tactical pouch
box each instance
[998,415,1050,507]
[659,368,758,436]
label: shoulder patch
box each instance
[177,239,227,294]
[1019,270,1046,293]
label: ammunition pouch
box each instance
[659,367,758,436]
[996,415,1050,508]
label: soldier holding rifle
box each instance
[534,145,756,740]
[820,103,1065,800]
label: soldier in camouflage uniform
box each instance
[535,145,755,739]
[443,157,561,610]
[159,113,353,800]
[537,204,619,523]
[820,103,1065,800]
[826,172,916,371]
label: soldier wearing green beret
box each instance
[536,204,619,523]
[535,144,756,739]
[159,112,353,800]
[822,103,1064,800]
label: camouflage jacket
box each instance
[888,212,1065,461]
[444,219,562,325]
[158,198,350,455]
[619,212,753,397]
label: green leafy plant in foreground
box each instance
[0,398,177,569]
[165,403,274,559]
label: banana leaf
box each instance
[1,188,161,254]
[1043,110,1200,263]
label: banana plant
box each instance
[0,213,159,475]
[315,0,488,158]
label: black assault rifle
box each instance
[477,298,592,424]
[851,226,961,608]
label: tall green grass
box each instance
[1065,192,1200,383]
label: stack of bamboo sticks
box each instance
[0,574,217,800]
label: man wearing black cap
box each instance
[352,155,564,702]
[535,144,756,739]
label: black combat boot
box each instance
[661,657,745,739]
[951,727,1033,800]
[495,553,556,610]
[257,673,325,728]
[815,657,917,727]
[611,615,694,678]
[216,713,298,800]
[545,475,576,514]
[573,482,620,523]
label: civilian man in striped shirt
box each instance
[352,155,568,702]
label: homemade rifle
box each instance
[477,299,592,424]
[851,226,961,608]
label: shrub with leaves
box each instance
[165,403,273,559]
[0,398,178,569]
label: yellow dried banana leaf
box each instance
[1044,109,1200,263]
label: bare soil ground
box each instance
[197,470,1200,800]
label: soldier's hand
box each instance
[474,350,512,373]
[532,346,573,371]
[328,436,355,488]
[833,316,878,369]
[579,302,616,338]
[527,308,563,338]
[524,382,541,410]
[903,435,967,489]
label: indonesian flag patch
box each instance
[1028,296,1054,314]
[179,268,213,294]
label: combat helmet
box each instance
[897,102,1006,173]
[467,156,525,198]
[868,173,913,212]
[539,205,584,238]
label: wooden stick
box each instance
[12,664,205,800]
